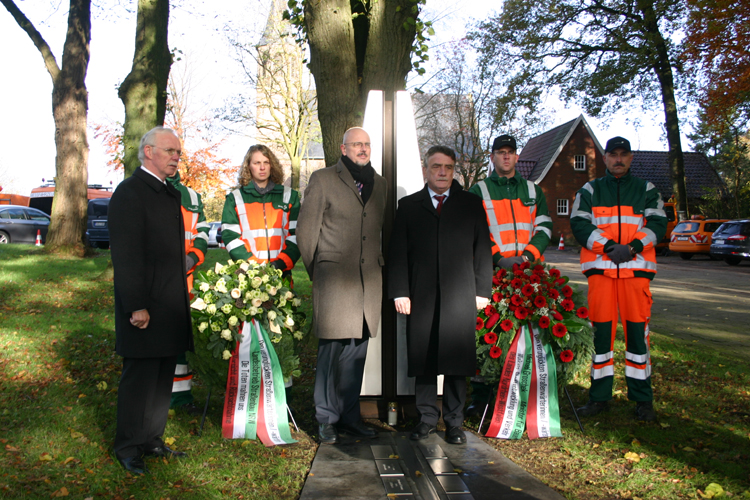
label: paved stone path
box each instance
[300,431,564,500]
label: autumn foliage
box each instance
[92,120,238,202]
[684,0,750,127]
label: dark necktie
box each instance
[434,194,446,215]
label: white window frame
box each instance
[557,199,569,216]
[574,155,586,171]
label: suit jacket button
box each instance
[362,236,367,241]
[363,212,367,217]
[361,259,365,264]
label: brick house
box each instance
[516,115,725,247]
[516,114,606,246]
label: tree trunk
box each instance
[118,0,172,177]
[305,0,417,166]
[290,156,302,190]
[1,0,91,254]
[640,1,688,215]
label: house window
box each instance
[557,199,569,216]
[574,155,586,171]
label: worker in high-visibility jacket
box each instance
[570,136,667,422]
[465,134,553,416]
[167,170,209,415]
[221,144,301,279]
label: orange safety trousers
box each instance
[587,274,654,402]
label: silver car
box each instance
[0,205,51,244]
[207,221,222,247]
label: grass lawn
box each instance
[1,245,748,499]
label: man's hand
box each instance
[498,256,524,269]
[186,255,196,273]
[394,298,411,315]
[130,309,150,329]
[269,260,286,270]
[476,296,489,310]
[605,244,633,265]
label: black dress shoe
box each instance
[319,423,338,444]
[144,444,187,458]
[409,422,437,441]
[338,421,377,439]
[445,426,466,445]
[118,456,148,475]
[576,400,609,417]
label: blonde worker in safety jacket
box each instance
[221,144,301,279]
[167,170,209,414]
[465,134,553,417]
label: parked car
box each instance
[655,202,676,254]
[207,221,222,247]
[710,219,750,266]
[0,205,51,244]
[85,198,110,249]
[668,215,728,260]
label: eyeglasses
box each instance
[344,142,371,149]
[149,145,182,158]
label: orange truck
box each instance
[668,215,729,259]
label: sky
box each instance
[0,0,681,196]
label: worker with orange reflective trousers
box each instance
[570,136,667,422]
[221,144,301,279]
[166,170,209,414]
[466,134,553,416]
[167,171,209,293]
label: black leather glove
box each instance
[269,259,286,271]
[605,244,633,265]
[498,256,524,269]
[186,255,196,273]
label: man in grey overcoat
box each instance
[296,127,387,444]
[109,127,193,474]
[388,145,493,445]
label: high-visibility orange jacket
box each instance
[221,182,301,271]
[570,170,667,280]
[468,171,552,265]
[167,174,209,291]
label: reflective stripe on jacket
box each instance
[570,170,667,280]
[167,176,208,271]
[468,171,552,264]
[221,183,301,271]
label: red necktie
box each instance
[434,194,446,215]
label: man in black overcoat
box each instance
[109,127,193,474]
[388,146,493,445]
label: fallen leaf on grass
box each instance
[51,486,69,497]
[70,431,83,439]
[5,445,20,452]
[164,437,176,446]
[660,423,670,428]
[682,447,696,452]
[698,483,725,498]
[624,452,640,462]
[241,440,252,447]
[63,457,76,465]
[96,381,107,391]
[39,452,53,462]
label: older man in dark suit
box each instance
[109,127,193,474]
[388,145,493,445]
[296,127,387,444]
